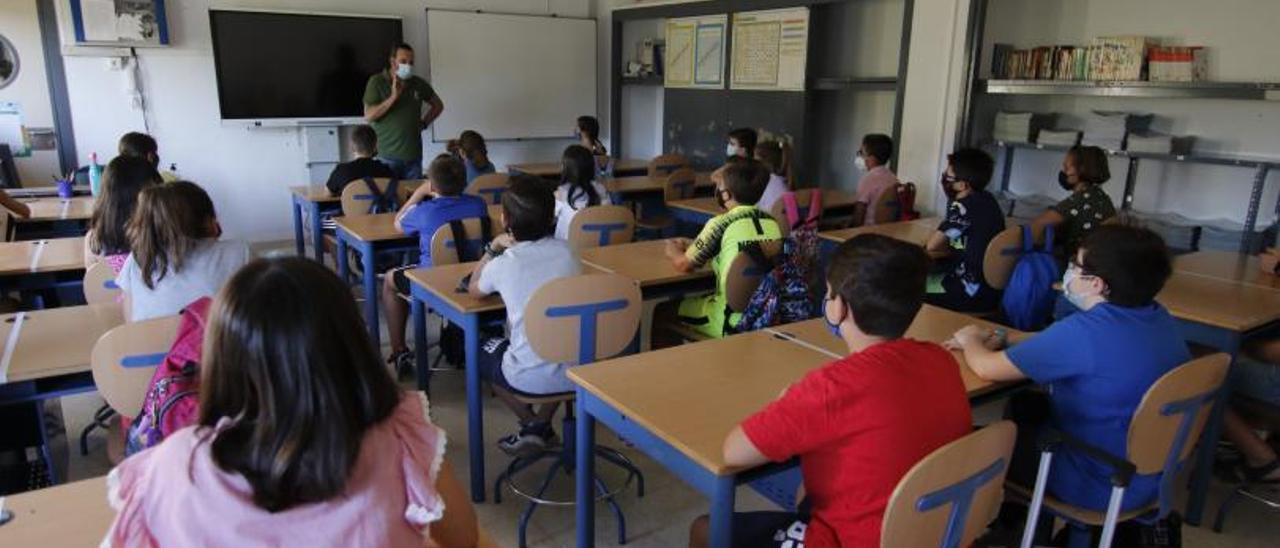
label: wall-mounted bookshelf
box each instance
[979,79,1280,101]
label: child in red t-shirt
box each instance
[690,234,973,548]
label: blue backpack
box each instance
[1000,225,1059,330]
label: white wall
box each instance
[55,0,594,243]
[978,0,1280,227]
[0,0,61,185]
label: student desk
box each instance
[570,305,1025,547]
[578,240,713,300]
[818,216,939,252]
[602,172,714,198]
[509,158,650,179]
[0,475,503,547]
[668,189,861,227]
[333,206,502,347]
[0,237,87,301]
[1173,249,1280,289]
[288,182,426,264]
[9,196,94,240]
[1155,267,1280,523]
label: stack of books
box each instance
[1037,129,1083,147]
[1087,36,1154,81]
[1126,133,1195,155]
[1081,111,1153,151]
[993,111,1056,143]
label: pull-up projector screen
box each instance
[426,10,597,141]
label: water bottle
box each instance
[88,152,103,197]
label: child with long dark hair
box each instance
[104,258,478,547]
[553,144,615,240]
[86,155,162,271]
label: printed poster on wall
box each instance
[729,8,809,91]
[664,14,727,90]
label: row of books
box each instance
[991,37,1205,81]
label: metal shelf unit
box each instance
[979,79,1280,100]
[958,0,1280,253]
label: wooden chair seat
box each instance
[1006,482,1152,526]
[658,318,712,343]
[503,389,577,406]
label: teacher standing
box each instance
[363,42,444,180]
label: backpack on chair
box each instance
[1000,225,1059,331]
[735,191,823,332]
[124,297,212,456]
[896,182,921,220]
[439,217,493,366]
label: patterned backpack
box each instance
[124,297,212,456]
[734,191,823,332]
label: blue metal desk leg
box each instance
[709,475,736,548]
[309,202,324,263]
[292,197,304,257]
[412,298,429,392]
[576,390,597,547]
[336,236,349,283]
[361,243,380,347]
[1185,336,1241,526]
[463,312,485,503]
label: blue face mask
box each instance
[395,63,412,80]
[824,295,843,338]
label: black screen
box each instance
[210,10,402,120]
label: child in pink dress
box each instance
[103,257,478,548]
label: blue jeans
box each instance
[378,157,423,180]
[1232,357,1280,406]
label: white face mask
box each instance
[854,155,867,171]
[726,143,738,158]
[1062,264,1098,310]
[395,63,412,80]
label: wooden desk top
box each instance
[1158,272,1280,332]
[0,475,500,547]
[604,172,714,195]
[1173,250,1280,289]
[405,262,506,314]
[17,196,95,222]
[569,304,1025,475]
[668,189,860,218]
[0,303,124,384]
[510,158,650,178]
[769,305,1026,400]
[818,217,940,246]
[570,330,833,474]
[0,237,86,276]
[289,180,425,204]
[578,240,711,287]
[333,205,503,244]
[0,477,111,546]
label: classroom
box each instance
[1,0,1279,546]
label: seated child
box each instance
[949,224,1190,512]
[690,234,972,547]
[1223,339,1280,483]
[554,144,615,240]
[383,154,489,369]
[665,159,781,338]
[1031,145,1117,257]
[104,257,478,547]
[925,148,1006,313]
[85,156,162,271]
[851,133,900,226]
[116,181,250,322]
[118,131,179,182]
[449,130,496,183]
[469,175,582,455]
[711,127,759,187]
[325,125,395,196]
[753,140,791,213]
[575,115,610,174]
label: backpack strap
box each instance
[479,215,493,243]
[750,215,765,236]
[1042,224,1055,251]
[448,219,473,262]
[386,178,401,211]
[781,192,801,229]
[361,177,380,214]
[1021,225,1035,254]
[805,189,823,226]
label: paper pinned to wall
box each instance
[0,102,28,157]
[730,8,810,91]
[664,14,727,90]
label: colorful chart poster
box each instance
[664,14,727,89]
[730,8,809,91]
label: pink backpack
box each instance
[779,189,823,232]
[124,297,212,456]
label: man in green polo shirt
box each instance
[363,42,444,180]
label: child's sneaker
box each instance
[386,349,414,379]
[497,421,558,457]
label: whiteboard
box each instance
[427,10,596,141]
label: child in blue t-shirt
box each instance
[448,130,496,183]
[949,223,1190,513]
[382,154,489,369]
